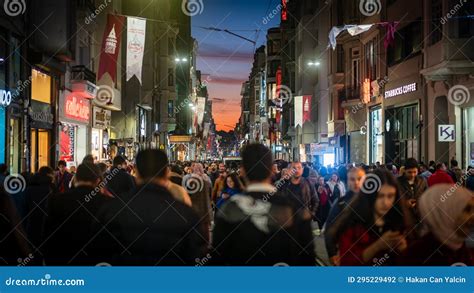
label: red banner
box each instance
[303,95,311,123]
[97,14,125,83]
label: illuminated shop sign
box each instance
[0,89,12,107]
[384,83,417,98]
[65,94,90,123]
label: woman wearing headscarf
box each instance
[401,184,474,266]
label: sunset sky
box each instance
[192,0,280,131]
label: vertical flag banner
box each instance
[303,95,311,123]
[294,95,303,127]
[97,14,125,83]
[197,97,206,125]
[126,17,146,84]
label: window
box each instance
[168,68,174,87]
[430,0,442,45]
[168,100,174,118]
[168,38,175,55]
[31,69,52,104]
[458,0,474,38]
[336,45,344,73]
[387,21,422,65]
[351,48,360,89]
[365,39,377,80]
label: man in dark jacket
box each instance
[212,144,315,265]
[44,163,111,265]
[105,155,136,199]
[55,160,72,193]
[397,158,427,239]
[94,149,207,265]
[281,161,319,220]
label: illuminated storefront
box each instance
[59,92,91,166]
[91,106,111,161]
[30,69,54,172]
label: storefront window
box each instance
[370,107,383,164]
[32,69,52,104]
[31,129,50,173]
[8,118,20,173]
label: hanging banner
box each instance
[97,14,125,83]
[197,97,206,125]
[60,124,75,162]
[126,17,146,84]
[294,95,303,127]
[303,95,311,123]
[203,122,210,138]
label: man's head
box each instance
[57,160,67,173]
[75,163,101,187]
[113,155,127,169]
[218,163,226,173]
[291,161,303,179]
[347,167,365,193]
[135,149,169,182]
[272,163,279,174]
[404,158,419,181]
[436,163,447,171]
[241,144,273,183]
[451,159,458,168]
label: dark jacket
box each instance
[44,186,111,265]
[397,175,427,201]
[94,184,207,265]
[212,184,315,265]
[282,178,319,219]
[324,190,357,258]
[55,171,73,193]
[24,174,55,255]
[401,233,473,266]
[105,168,136,199]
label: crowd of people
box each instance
[0,144,473,266]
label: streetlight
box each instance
[308,60,320,67]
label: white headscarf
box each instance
[419,184,473,250]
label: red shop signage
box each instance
[65,94,90,123]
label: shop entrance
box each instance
[384,104,419,166]
[31,128,50,172]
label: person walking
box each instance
[44,163,111,265]
[397,158,427,239]
[182,162,212,244]
[212,144,315,265]
[427,163,455,187]
[105,155,136,200]
[55,160,73,193]
[401,184,474,266]
[95,150,207,265]
[216,172,243,209]
[281,161,319,220]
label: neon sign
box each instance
[65,94,90,122]
[0,89,12,107]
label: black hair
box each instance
[404,158,418,170]
[345,169,404,234]
[113,155,127,167]
[224,172,243,191]
[76,163,101,183]
[241,143,273,182]
[82,155,95,165]
[450,159,458,168]
[135,149,168,180]
[57,160,67,167]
